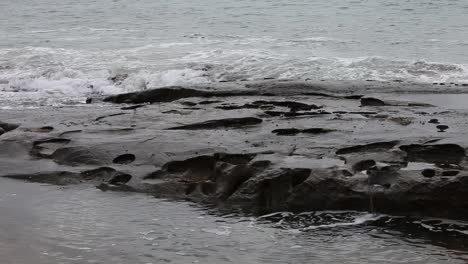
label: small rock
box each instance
[428,119,439,124]
[113,153,136,164]
[121,104,145,110]
[361,97,386,106]
[436,125,449,132]
[421,169,436,178]
[352,160,376,172]
[441,170,460,177]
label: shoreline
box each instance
[1,80,468,220]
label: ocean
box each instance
[1,0,468,107]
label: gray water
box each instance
[1,178,468,264]
[1,0,468,107]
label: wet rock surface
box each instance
[2,80,468,220]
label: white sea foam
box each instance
[1,45,468,108]
[301,213,384,230]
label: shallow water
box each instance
[1,178,468,264]
[1,0,468,107]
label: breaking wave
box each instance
[1,45,468,107]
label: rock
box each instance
[366,165,401,186]
[4,167,131,186]
[0,121,20,132]
[361,97,386,106]
[441,170,460,177]
[428,119,439,124]
[272,128,335,136]
[286,169,368,212]
[263,110,331,117]
[421,169,436,178]
[167,117,262,130]
[26,126,54,133]
[0,127,4,136]
[251,100,322,111]
[352,160,376,172]
[51,146,111,166]
[108,173,132,185]
[336,141,399,155]
[199,100,223,105]
[31,138,72,158]
[180,101,197,107]
[436,125,449,132]
[121,104,146,110]
[103,87,256,104]
[399,144,466,164]
[389,117,412,126]
[113,154,136,164]
[95,113,127,121]
[227,168,312,213]
[271,128,301,136]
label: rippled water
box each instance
[1,0,468,107]
[1,178,468,264]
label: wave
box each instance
[1,46,468,107]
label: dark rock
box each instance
[361,97,386,106]
[441,170,460,177]
[199,100,223,105]
[39,126,54,132]
[85,98,93,104]
[336,141,399,155]
[4,167,131,186]
[108,173,132,185]
[180,101,197,107]
[352,160,376,172]
[263,110,331,117]
[95,113,127,121]
[271,128,301,136]
[428,119,439,124]
[399,144,466,164]
[51,146,111,166]
[436,125,449,132]
[286,169,368,212]
[167,117,262,130]
[272,128,335,136]
[31,138,72,158]
[27,126,54,133]
[227,168,312,213]
[252,100,322,111]
[103,87,256,104]
[344,95,364,99]
[421,169,436,178]
[113,153,136,164]
[0,121,20,132]
[121,104,146,110]
[367,165,400,186]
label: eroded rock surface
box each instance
[2,80,468,220]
